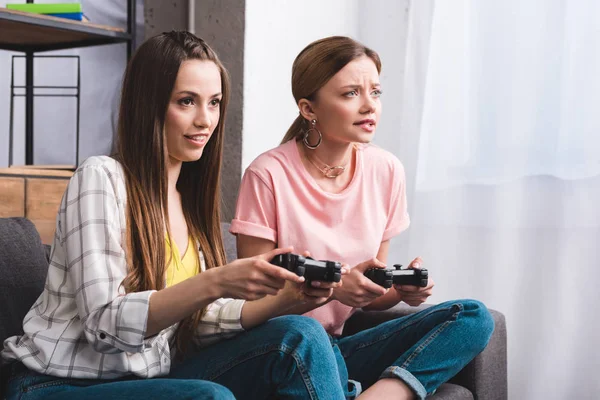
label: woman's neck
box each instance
[297,140,356,193]
[306,139,354,167]
[167,156,182,195]
[165,157,188,252]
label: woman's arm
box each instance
[149,246,305,336]
[361,240,404,311]
[237,234,297,328]
[147,271,221,336]
[362,157,419,311]
[64,163,158,354]
[237,233,276,258]
[147,228,287,336]
[236,233,338,328]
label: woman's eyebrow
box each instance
[175,90,198,97]
[175,90,223,98]
[339,83,381,90]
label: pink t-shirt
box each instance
[230,139,410,335]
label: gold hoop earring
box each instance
[302,119,322,150]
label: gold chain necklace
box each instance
[305,151,350,179]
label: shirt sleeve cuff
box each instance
[230,219,277,243]
[382,216,411,242]
[217,298,246,331]
[91,290,155,354]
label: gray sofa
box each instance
[0,217,507,399]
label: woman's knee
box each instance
[267,315,329,342]
[459,299,495,350]
[264,315,337,365]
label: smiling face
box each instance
[302,55,382,145]
[164,59,223,163]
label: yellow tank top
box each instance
[165,235,199,287]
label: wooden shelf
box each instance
[0,167,73,244]
[0,166,74,178]
[9,164,75,171]
[0,8,130,52]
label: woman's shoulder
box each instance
[78,155,121,170]
[361,143,405,174]
[71,156,126,192]
[76,155,124,177]
[246,140,297,174]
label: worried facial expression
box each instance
[308,55,382,144]
[165,59,222,163]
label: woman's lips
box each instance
[354,120,376,133]
[184,134,209,146]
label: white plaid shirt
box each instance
[1,156,245,379]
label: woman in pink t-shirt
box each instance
[231,36,494,400]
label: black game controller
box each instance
[364,264,428,288]
[270,253,342,283]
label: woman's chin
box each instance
[172,150,205,163]
[354,133,375,144]
[188,150,205,162]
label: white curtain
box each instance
[389,1,600,399]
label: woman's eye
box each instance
[345,90,358,97]
[372,89,383,97]
[210,98,221,106]
[179,97,194,106]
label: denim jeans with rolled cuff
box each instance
[333,299,495,399]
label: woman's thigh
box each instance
[6,372,233,400]
[170,315,347,400]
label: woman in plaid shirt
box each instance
[2,31,347,400]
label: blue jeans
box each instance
[4,315,346,400]
[334,299,495,399]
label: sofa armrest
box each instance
[452,308,507,400]
[342,304,507,400]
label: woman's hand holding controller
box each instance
[279,251,347,309]
[332,258,389,308]
[209,246,305,301]
[394,257,435,306]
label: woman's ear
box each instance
[298,99,317,122]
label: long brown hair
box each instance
[114,31,230,355]
[281,36,381,144]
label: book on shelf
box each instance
[6,3,82,14]
[47,12,84,21]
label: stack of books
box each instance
[7,3,85,21]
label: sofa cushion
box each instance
[0,218,49,344]
[430,383,474,399]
